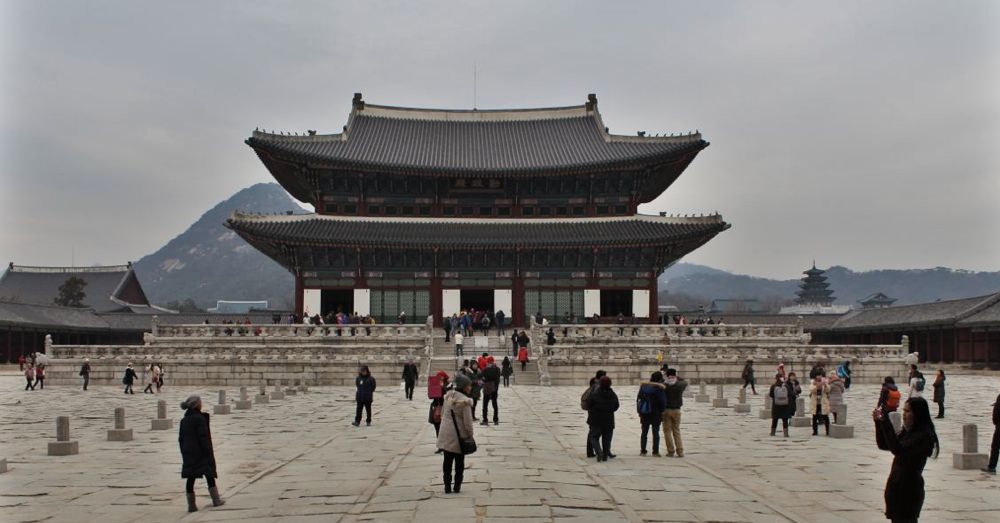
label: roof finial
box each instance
[353,92,365,110]
[586,93,597,111]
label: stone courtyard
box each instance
[1,370,998,523]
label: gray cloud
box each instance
[2,1,997,278]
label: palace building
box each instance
[228,93,729,327]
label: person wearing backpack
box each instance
[637,372,668,456]
[582,370,606,457]
[662,368,688,457]
[838,360,853,389]
[878,376,902,413]
[769,374,796,437]
[480,357,501,425]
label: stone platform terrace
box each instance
[1,373,998,523]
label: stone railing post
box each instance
[48,416,79,456]
[151,400,172,430]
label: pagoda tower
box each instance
[795,263,836,306]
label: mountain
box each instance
[661,263,1000,309]
[132,183,304,309]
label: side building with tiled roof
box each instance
[810,292,1000,368]
[230,93,730,326]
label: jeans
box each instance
[771,417,789,433]
[82,374,89,390]
[444,328,451,342]
[502,375,510,387]
[455,344,464,357]
[482,391,498,422]
[588,425,614,457]
[36,377,43,390]
[641,416,662,453]
[25,378,34,390]
[662,409,683,455]
[442,450,465,490]
[355,401,372,423]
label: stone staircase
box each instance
[426,333,542,385]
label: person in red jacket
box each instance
[517,346,529,371]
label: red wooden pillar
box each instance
[294,273,304,319]
[647,276,658,324]
[512,276,525,328]
[430,276,443,328]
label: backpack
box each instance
[885,389,901,411]
[637,390,652,415]
[581,386,594,410]
[773,384,789,406]
[915,377,926,392]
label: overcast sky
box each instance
[1,1,997,279]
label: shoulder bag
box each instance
[450,407,478,455]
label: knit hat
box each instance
[453,373,472,391]
[436,370,450,381]
[180,395,201,410]
[599,376,612,388]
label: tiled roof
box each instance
[828,293,1000,331]
[246,94,707,175]
[0,264,149,313]
[0,301,111,330]
[225,213,730,249]
[956,299,1000,327]
[708,314,843,330]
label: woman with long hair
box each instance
[873,396,939,522]
[932,370,945,419]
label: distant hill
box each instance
[132,183,303,309]
[661,263,1000,309]
[130,184,1000,311]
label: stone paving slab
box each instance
[1,373,999,522]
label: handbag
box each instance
[431,404,442,424]
[450,408,478,455]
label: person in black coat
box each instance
[769,374,797,437]
[984,392,1000,474]
[402,359,419,401]
[123,363,138,394]
[587,375,620,461]
[873,396,939,521]
[931,370,945,419]
[353,366,377,426]
[179,395,224,512]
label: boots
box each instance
[453,478,462,493]
[444,482,452,494]
[186,492,198,512]
[209,486,225,507]
[783,426,789,438]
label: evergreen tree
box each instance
[54,276,87,307]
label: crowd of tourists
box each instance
[443,309,506,341]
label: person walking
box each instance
[769,374,796,437]
[437,373,475,494]
[741,359,757,394]
[908,365,925,399]
[586,376,619,461]
[495,310,506,337]
[510,329,519,357]
[838,360,853,389]
[517,345,529,372]
[637,372,668,456]
[143,364,157,394]
[828,371,846,424]
[402,359,419,401]
[662,368,688,457]
[79,358,91,391]
[469,366,483,421]
[123,363,137,394]
[500,356,513,387]
[454,331,464,358]
[873,397,939,522]
[24,364,35,391]
[480,357,501,425]
[878,376,902,413]
[983,391,1000,474]
[179,395,224,512]
[156,364,165,392]
[809,375,831,436]
[352,366,377,427]
[34,365,45,390]
[932,369,945,419]
[443,315,452,343]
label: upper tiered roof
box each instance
[246,93,707,176]
[0,263,159,313]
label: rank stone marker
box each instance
[213,389,232,415]
[695,382,710,403]
[712,384,729,408]
[759,396,772,419]
[791,396,811,427]
[734,386,751,413]
[0,458,6,474]
[107,407,133,441]
[829,404,854,438]
[47,416,79,456]
[235,386,252,409]
[270,385,285,401]
[151,400,173,430]
[953,424,989,470]
[255,382,269,404]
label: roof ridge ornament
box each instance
[585,93,597,111]
[353,92,365,110]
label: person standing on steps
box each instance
[501,356,513,387]
[480,356,501,425]
[932,369,945,419]
[444,314,452,343]
[510,329,519,357]
[454,331,464,358]
[983,391,1000,474]
[662,368,688,457]
[179,395,224,512]
[353,366,377,427]
[495,309,506,337]
[586,375,619,461]
[123,363,137,394]
[517,345,529,372]
[769,373,796,437]
[873,397,939,522]
[437,373,475,494]
[79,358,91,391]
[402,359,419,400]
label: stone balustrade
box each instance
[150,323,429,342]
[536,323,810,345]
